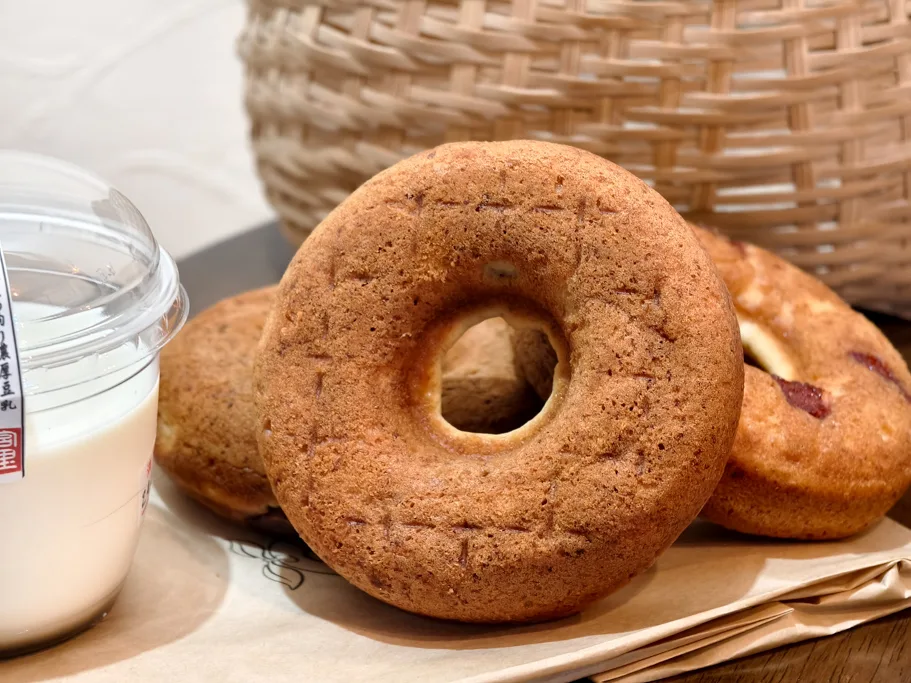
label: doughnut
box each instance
[155,286,297,538]
[155,287,297,537]
[254,140,744,622]
[156,291,528,535]
[695,225,911,539]
[514,225,911,539]
[440,317,543,434]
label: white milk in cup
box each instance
[0,152,188,656]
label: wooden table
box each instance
[179,222,911,683]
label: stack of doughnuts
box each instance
[156,140,911,624]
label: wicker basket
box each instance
[239,0,911,315]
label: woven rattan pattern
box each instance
[240,0,911,315]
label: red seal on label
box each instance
[0,427,22,478]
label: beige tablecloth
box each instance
[4,474,911,683]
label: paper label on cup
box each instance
[0,244,25,484]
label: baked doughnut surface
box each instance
[255,140,743,622]
[693,226,911,539]
[155,286,296,538]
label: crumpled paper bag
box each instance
[3,474,910,683]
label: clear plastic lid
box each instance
[0,150,188,396]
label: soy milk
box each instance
[0,151,187,655]
[0,305,160,652]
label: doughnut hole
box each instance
[738,318,795,380]
[424,307,570,446]
[439,317,547,434]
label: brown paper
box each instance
[3,474,910,683]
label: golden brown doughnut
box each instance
[254,140,744,622]
[694,226,911,539]
[515,225,911,540]
[155,286,296,538]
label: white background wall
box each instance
[0,0,273,260]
